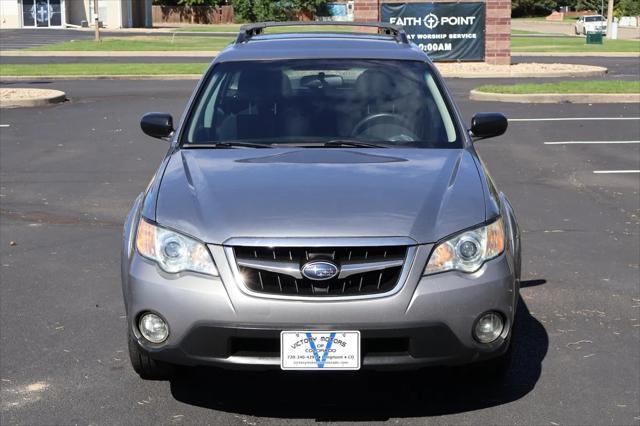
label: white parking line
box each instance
[509,117,640,122]
[0,125,10,128]
[593,170,640,174]
[544,140,640,145]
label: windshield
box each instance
[585,16,605,22]
[183,59,461,148]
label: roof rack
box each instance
[235,21,409,44]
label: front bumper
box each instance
[123,244,518,370]
[587,26,607,33]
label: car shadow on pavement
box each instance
[169,292,547,421]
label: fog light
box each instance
[138,313,169,344]
[474,312,504,343]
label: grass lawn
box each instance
[512,16,579,22]
[27,36,233,51]
[511,29,544,35]
[174,24,379,34]
[175,24,241,32]
[0,63,208,76]
[26,33,638,54]
[512,36,640,52]
[476,80,640,94]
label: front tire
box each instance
[128,330,174,380]
[478,338,514,380]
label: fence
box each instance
[152,5,234,25]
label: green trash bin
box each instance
[586,31,603,44]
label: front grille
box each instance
[233,246,408,297]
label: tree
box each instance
[253,0,288,21]
[232,0,328,22]
[152,0,227,6]
[232,0,255,21]
[286,0,329,15]
[575,0,601,11]
[511,0,557,17]
[615,0,640,15]
[177,0,227,5]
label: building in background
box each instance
[0,0,153,29]
[317,1,355,21]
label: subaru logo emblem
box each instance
[301,261,339,281]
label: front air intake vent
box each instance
[233,246,408,297]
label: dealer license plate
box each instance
[280,331,361,370]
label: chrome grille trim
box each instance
[234,257,405,280]
[236,259,303,279]
[221,241,418,301]
[337,258,405,279]
[223,236,418,248]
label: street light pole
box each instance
[606,0,614,38]
[94,0,101,42]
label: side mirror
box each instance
[141,112,174,139]
[470,113,508,140]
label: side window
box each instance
[187,71,226,142]
[425,74,456,143]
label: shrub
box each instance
[232,0,327,23]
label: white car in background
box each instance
[575,15,607,35]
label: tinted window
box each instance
[183,60,460,148]
[50,0,62,26]
[22,0,35,26]
[585,16,605,22]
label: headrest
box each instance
[237,69,292,98]
[354,69,396,100]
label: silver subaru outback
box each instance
[121,22,521,380]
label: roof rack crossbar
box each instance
[235,21,409,44]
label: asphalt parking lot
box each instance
[0,28,96,50]
[0,28,231,51]
[1,54,638,82]
[0,76,638,425]
[0,28,204,50]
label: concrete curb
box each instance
[0,88,67,108]
[441,66,607,79]
[0,50,221,57]
[0,64,608,81]
[470,89,640,104]
[513,52,640,57]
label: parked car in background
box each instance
[575,15,607,35]
[122,22,521,381]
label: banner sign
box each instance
[381,2,486,61]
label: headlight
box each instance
[424,218,505,275]
[135,218,218,276]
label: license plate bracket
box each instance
[280,330,361,370]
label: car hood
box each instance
[155,148,486,245]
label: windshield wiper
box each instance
[323,140,388,148]
[184,142,273,149]
[184,140,387,149]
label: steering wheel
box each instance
[351,113,417,141]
